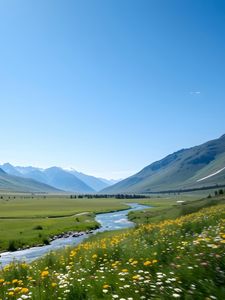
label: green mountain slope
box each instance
[0,168,61,193]
[102,134,225,193]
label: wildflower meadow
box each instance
[0,204,225,299]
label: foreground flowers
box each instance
[0,204,225,299]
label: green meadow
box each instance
[0,196,131,251]
[0,194,211,252]
[0,194,225,299]
[129,194,225,224]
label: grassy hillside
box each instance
[0,196,224,299]
[103,134,225,193]
[129,194,225,224]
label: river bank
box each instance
[0,203,149,267]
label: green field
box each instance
[0,192,221,251]
[0,194,207,252]
[0,196,133,218]
[129,194,225,224]
[0,194,225,299]
[0,196,132,251]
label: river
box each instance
[0,203,149,267]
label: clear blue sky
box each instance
[0,0,225,179]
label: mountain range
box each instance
[102,134,225,194]
[0,164,116,193]
[1,134,224,194]
[0,168,60,193]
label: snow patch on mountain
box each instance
[197,167,225,182]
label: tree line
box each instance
[70,194,149,199]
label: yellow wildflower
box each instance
[122,269,128,272]
[18,280,23,286]
[41,270,49,278]
[12,279,18,284]
[70,250,76,257]
[14,287,22,293]
[21,287,29,294]
[103,284,110,289]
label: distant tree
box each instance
[219,189,224,195]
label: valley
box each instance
[0,135,224,299]
[1,1,224,298]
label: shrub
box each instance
[219,189,224,195]
[7,240,23,251]
[33,225,43,230]
[42,238,50,245]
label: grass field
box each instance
[0,196,132,251]
[129,195,225,224]
[0,196,131,218]
[0,194,206,252]
[0,195,224,299]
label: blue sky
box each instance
[0,0,225,179]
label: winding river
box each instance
[0,203,149,267]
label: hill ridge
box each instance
[102,134,225,193]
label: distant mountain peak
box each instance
[1,163,22,176]
[63,167,77,172]
[0,163,121,193]
[2,162,14,167]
